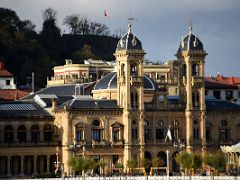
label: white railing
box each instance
[10,176,240,180]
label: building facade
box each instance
[1,24,240,178]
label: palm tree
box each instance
[151,157,165,168]
[175,151,194,175]
[203,151,225,175]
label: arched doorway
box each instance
[172,152,180,173]
[157,151,167,167]
[144,151,152,173]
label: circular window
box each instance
[92,120,100,126]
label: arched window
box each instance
[92,119,102,142]
[111,122,123,142]
[221,120,227,126]
[156,120,165,142]
[75,123,84,142]
[44,124,53,142]
[172,120,180,140]
[131,92,139,109]
[130,63,138,76]
[17,125,26,143]
[132,120,138,141]
[193,120,199,140]
[157,120,164,126]
[192,64,199,77]
[4,125,13,143]
[31,125,40,143]
[144,120,151,143]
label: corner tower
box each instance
[176,24,208,152]
[114,24,145,168]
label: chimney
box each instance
[52,97,58,111]
[0,62,5,70]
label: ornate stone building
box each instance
[1,23,240,178]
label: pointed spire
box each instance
[189,17,192,34]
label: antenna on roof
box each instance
[189,17,193,34]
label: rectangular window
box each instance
[112,130,119,141]
[6,80,10,85]
[144,129,151,142]
[194,128,199,140]
[131,128,138,140]
[92,129,101,141]
[220,129,229,141]
[76,130,83,141]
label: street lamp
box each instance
[69,144,81,155]
[173,139,185,151]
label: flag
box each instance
[165,126,172,142]
[104,10,110,17]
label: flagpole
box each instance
[166,149,170,180]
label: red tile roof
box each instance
[206,74,240,86]
[0,89,29,101]
[0,69,13,77]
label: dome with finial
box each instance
[177,23,204,53]
[116,24,143,51]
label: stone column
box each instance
[20,156,25,176]
[47,155,50,173]
[33,155,37,176]
[7,156,11,177]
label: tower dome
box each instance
[116,24,143,51]
[177,25,204,53]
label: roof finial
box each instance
[189,17,192,34]
[128,22,132,34]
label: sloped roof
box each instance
[0,69,13,77]
[58,99,120,110]
[206,99,240,110]
[23,82,95,100]
[0,101,53,118]
[94,72,157,91]
[205,78,238,89]
[0,89,29,101]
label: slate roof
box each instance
[177,27,204,53]
[94,72,157,91]
[58,99,119,110]
[0,101,53,118]
[167,96,240,110]
[116,24,143,51]
[206,99,240,111]
[23,83,94,100]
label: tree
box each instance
[151,157,165,168]
[127,159,137,169]
[79,17,90,35]
[42,7,57,22]
[72,44,97,63]
[63,14,80,34]
[141,158,151,170]
[175,151,194,175]
[96,24,110,36]
[68,156,96,175]
[203,151,226,175]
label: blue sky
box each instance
[1,0,240,76]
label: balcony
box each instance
[111,139,124,147]
[0,140,60,147]
[130,76,142,86]
[92,140,109,147]
[191,77,204,86]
